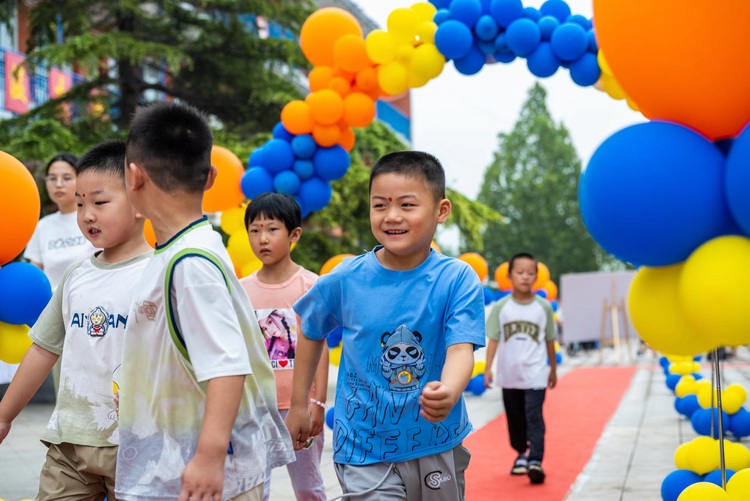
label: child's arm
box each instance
[179,374,245,501]
[0,344,59,443]
[484,338,499,388]
[308,344,329,438]
[546,340,557,389]
[420,342,474,423]
[286,333,325,450]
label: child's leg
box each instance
[334,462,406,500]
[524,389,547,463]
[502,388,528,455]
[37,442,116,501]
[396,444,471,501]
[287,431,326,500]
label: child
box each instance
[116,102,294,501]
[239,192,329,501]
[0,140,152,500]
[286,151,486,500]
[483,252,557,484]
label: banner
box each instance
[48,67,72,99]
[4,51,30,114]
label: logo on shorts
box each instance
[424,470,452,490]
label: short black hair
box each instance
[508,252,538,273]
[369,151,446,201]
[45,153,78,175]
[244,192,302,232]
[76,140,126,180]
[125,101,213,193]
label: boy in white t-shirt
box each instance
[239,192,329,501]
[484,252,557,485]
[117,102,294,501]
[0,140,152,500]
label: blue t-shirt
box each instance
[294,246,486,465]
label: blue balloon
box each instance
[725,124,750,235]
[569,52,601,86]
[566,14,591,30]
[291,134,317,159]
[505,18,541,56]
[494,33,508,52]
[434,9,451,25]
[538,16,559,41]
[555,352,562,364]
[523,6,540,21]
[0,263,52,326]
[693,372,703,380]
[312,145,350,181]
[241,167,273,200]
[535,289,548,299]
[477,40,496,56]
[666,374,681,391]
[272,122,294,142]
[495,289,510,301]
[587,29,598,52]
[454,44,486,75]
[293,160,314,181]
[540,0,571,23]
[325,406,335,429]
[449,0,482,26]
[550,22,588,61]
[526,42,560,77]
[704,468,735,487]
[579,122,732,267]
[248,147,265,167]
[430,0,451,9]
[692,408,730,438]
[327,326,343,348]
[660,470,703,501]
[550,299,559,312]
[492,50,516,64]
[435,20,474,60]
[273,171,301,195]
[466,374,486,395]
[659,356,670,368]
[490,0,524,28]
[677,394,701,418]
[298,177,332,212]
[262,139,295,174]
[294,196,310,219]
[475,15,499,41]
[483,287,495,305]
[729,407,750,437]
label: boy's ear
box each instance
[289,227,302,243]
[204,164,218,192]
[127,162,146,191]
[436,198,451,223]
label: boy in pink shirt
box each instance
[239,192,330,500]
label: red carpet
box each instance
[464,366,637,500]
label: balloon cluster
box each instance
[579,0,750,355]
[243,4,443,216]
[663,453,750,501]
[430,0,599,85]
[465,359,487,396]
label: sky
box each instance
[352,0,644,200]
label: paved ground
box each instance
[3,346,747,501]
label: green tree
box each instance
[477,82,615,284]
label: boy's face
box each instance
[76,170,141,250]
[247,215,301,267]
[370,172,450,268]
[509,258,537,294]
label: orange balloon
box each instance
[320,253,355,275]
[355,67,379,92]
[494,262,512,291]
[300,8,363,67]
[144,219,157,248]
[334,66,357,83]
[333,34,372,73]
[593,0,750,139]
[309,66,335,92]
[281,100,314,135]
[338,126,356,151]
[430,241,442,253]
[533,262,551,290]
[312,124,341,147]
[328,76,351,97]
[306,89,345,126]
[542,280,558,301]
[343,92,376,128]
[204,145,245,213]
[0,151,40,265]
[458,252,488,282]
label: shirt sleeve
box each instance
[23,222,43,264]
[544,301,556,341]
[485,301,501,341]
[445,265,486,350]
[293,275,340,341]
[170,254,251,383]
[28,259,79,355]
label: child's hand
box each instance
[483,370,493,389]
[419,381,459,423]
[308,402,325,438]
[179,450,224,501]
[548,370,557,389]
[0,421,11,444]
[285,405,312,451]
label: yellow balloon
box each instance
[669,361,695,376]
[674,442,691,470]
[410,2,437,23]
[329,345,342,367]
[415,21,438,44]
[387,8,419,43]
[602,74,626,100]
[365,29,398,64]
[726,383,748,403]
[725,441,750,471]
[723,391,744,415]
[727,468,750,499]
[697,384,718,410]
[220,205,247,236]
[675,375,697,398]
[471,360,486,378]
[597,50,612,75]
[676,481,729,501]
[411,43,446,79]
[0,322,32,364]
[227,231,258,271]
[680,236,750,347]
[628,265,714,356]
[394,43,416,64]
[687,437,721,475]
[430,241,441,253]
[377,61,409,95]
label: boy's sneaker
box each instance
[511,454,529,475]
[528,460,545,484]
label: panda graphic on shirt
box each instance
[380,324,426,393]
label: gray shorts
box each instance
[334,443,471,501]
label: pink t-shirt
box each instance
[240,267,318,410]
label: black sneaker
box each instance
[528,461,545,484]
[511,454,528,475]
